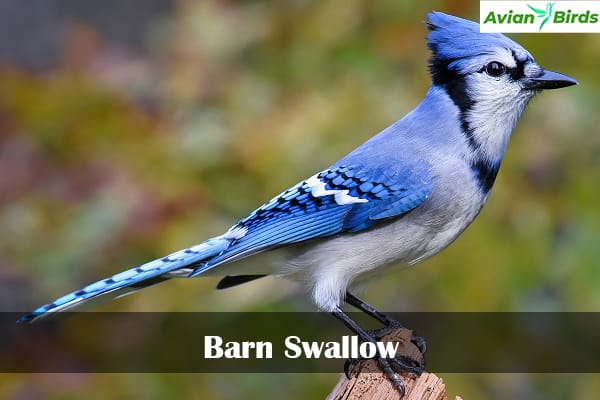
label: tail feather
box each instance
[18,235,233,323]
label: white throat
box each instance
[463,79,532,162]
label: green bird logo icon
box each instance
[528,2,555,31]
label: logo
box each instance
[481,1,600,32]
[528,2,554,31]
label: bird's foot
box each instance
[344,350,424,377]
[343,328,425,397]
[343,355,420,397]
[345,357,409,396]
[369,320,427,358]
[333,303,426,396]
[344,346,424,377]
[343,292,427,356]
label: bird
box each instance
[20,11,577,392]
[528,2,556,31]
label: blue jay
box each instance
[20,12,576,391]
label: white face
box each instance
[461,47,539,161]
[466,47,538,103]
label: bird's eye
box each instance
[485,61,506,77]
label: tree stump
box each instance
[326,328,462,400]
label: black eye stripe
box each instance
[478,61,526,81]
[513,60,526,79]
[511,49,529,78]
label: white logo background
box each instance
[481,1,600,32]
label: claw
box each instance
[410,332,427,355]
[366,328,425,367]
[378,358,406,397]
[369,319,427,354]
[341,344,423,398]
[389,355,425,376]
[343,357,359,379]
[367,320,427,373]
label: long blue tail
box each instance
[19,234,236,323]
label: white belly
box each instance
[283,176,485,311]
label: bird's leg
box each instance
[332,308,423,396]
[340,291,426,387]
[345,291,427,356]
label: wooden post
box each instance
[326,328,462,400]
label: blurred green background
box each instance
[1,0,599,398]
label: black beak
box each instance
[523,69,578,90]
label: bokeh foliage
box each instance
[1,0,599,398]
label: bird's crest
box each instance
[425,11,529,77]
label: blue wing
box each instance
[20,164,430,322]
[190,164,431,275]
